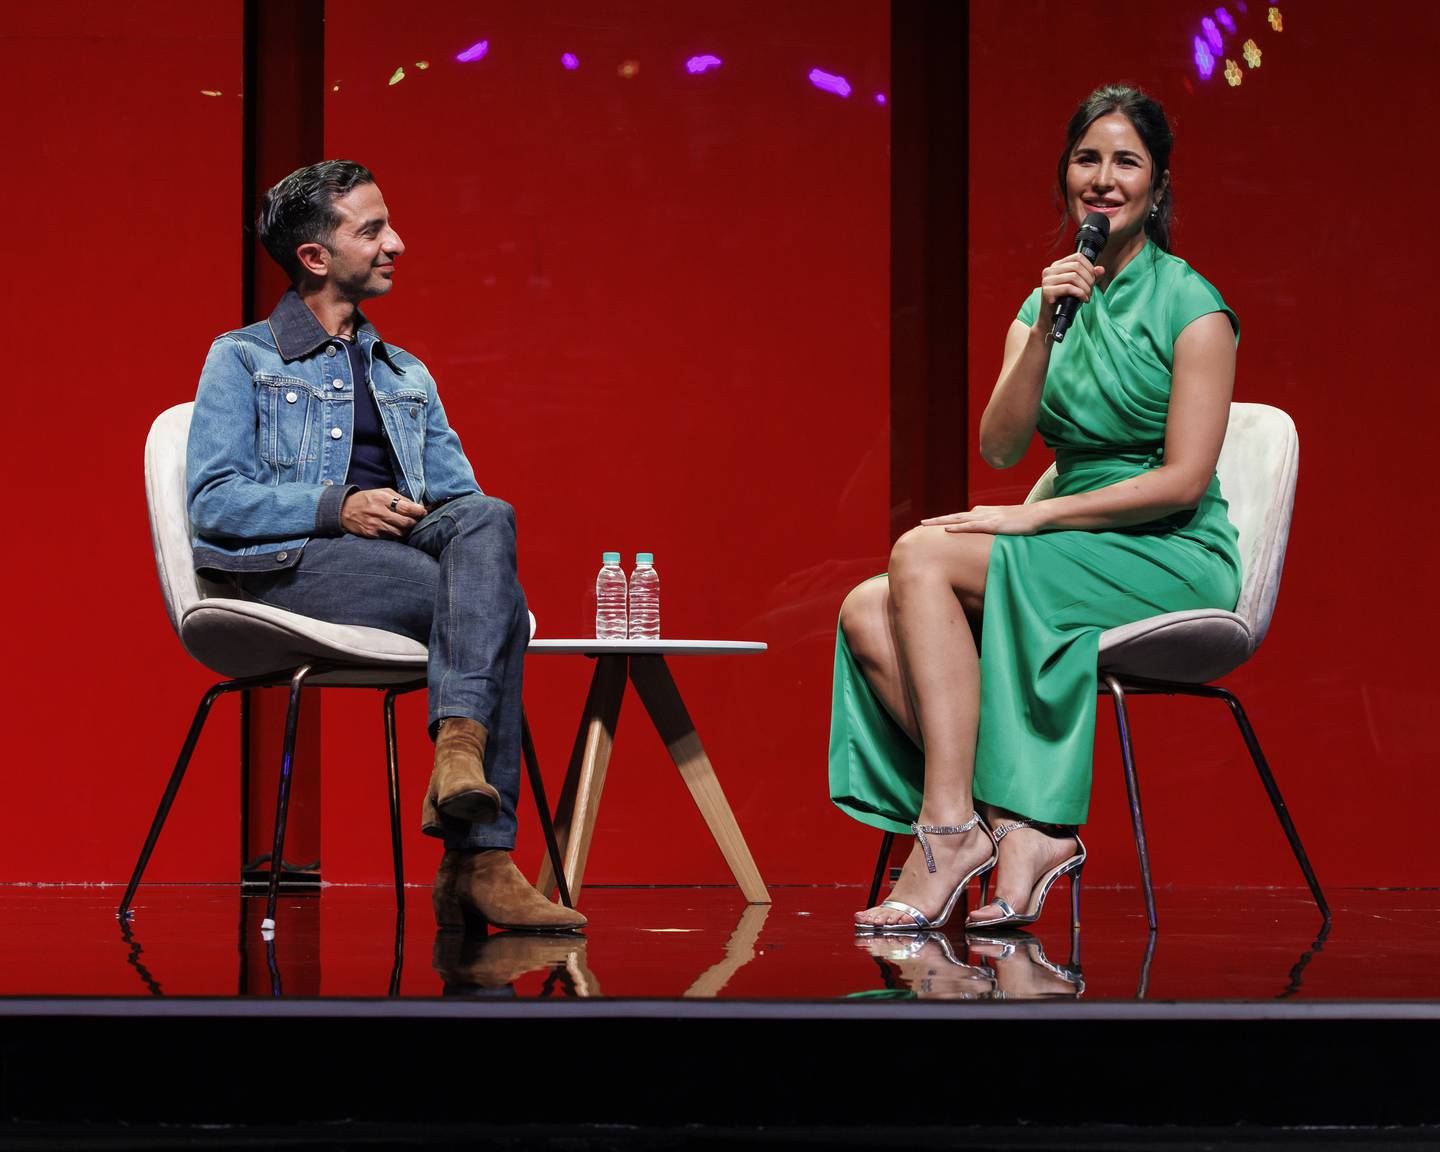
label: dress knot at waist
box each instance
[1055,444,1165,472]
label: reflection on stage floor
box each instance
[3,885,1435,1004]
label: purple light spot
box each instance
[1201,17,1223,53]
[875,92,887,105]
[1194,35,1215,78]
[685,54,722,74]
[456,39,489,63]
[808,68,851,98]
[561,52,579,70]
[1237,0,1248,11]
[1215,6,1236,32]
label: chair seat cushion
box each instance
[180,599,427,683]
[1098,609,1253,684]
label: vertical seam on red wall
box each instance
[890,0,968,543]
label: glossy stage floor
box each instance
[4,884,1439,1146]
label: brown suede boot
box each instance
[426,717,500,828]
[432,849,587,933]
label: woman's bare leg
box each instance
[838,577,918,744]
[846,528,994,929]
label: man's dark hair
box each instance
[256,159,375,283]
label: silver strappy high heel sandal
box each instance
[966,820,1085,930]
[854,812,997,935]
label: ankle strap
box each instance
[909,811,981,874]
[993,819,1077,843]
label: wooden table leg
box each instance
[628,655,771,904]
[535,654,626,905]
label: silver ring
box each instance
[389,495,400,512]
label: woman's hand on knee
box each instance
[921,504,1040,536]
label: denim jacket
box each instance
[187,290,480,573]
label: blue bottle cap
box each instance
[636,552,654,564]
[602,551,621,564]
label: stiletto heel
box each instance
[1070,864,1083,930]
[965,821,1086,930]
[855,812,997,935]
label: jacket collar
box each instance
[266,289,403,372]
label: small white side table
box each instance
[526,639,770,905]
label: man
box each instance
[187,159,583,932]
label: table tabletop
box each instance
[527,638,766,656]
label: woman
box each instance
[832,84,1241,933]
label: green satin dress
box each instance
[829,242,1243,830]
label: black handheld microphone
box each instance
[1049,211,1110,344]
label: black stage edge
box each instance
[4,1002,1439,1144]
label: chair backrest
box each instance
[1023,402,1298,649]
[145,402,228,638]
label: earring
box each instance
[1149,204,1159,218]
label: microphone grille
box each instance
[1079,211,1111,241]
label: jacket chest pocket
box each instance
[256,375,317,466]
[377,389,428,475]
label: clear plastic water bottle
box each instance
[595,551,628,639]
[628,552,660,639]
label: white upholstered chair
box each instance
[867,403,1327,930]
[122,403,568,931]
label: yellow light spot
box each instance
[388,66,405,86]
[617,59,640,79]
[415,60,430,70]
[1224,59,1243,87]
[1243,39,1262,68]
[331,83,341,92]
[1268,6,1283,32]
[200,89,222,97]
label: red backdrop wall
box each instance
[4,1,1435,893]
[0,3,245,885]
[316,0,891,887]
[967,0,1440,886]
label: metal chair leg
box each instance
[265,934,283,997]
[1212,685,1330,923]
[119,679,236,920]
[387,909,405,997]
[239,688,251,879]
[522,709,572,909]
[383,688,406,913]
[263,664,314,930]
[1136,929,1157,999]
[867,831,895,908]
[1102,673,1158,931]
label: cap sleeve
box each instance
[1016,287,1042,328]
[1170,267,1239,344]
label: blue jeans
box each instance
[236,493,527,851]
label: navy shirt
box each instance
[342,337,398,491]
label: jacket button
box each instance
[285,391,298,403]
[333,380,344,389]
[410,407,418,418]
[322,479,334,487]
[276,551,289,562]
[326,345,338,357]
[330,427,343,439]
